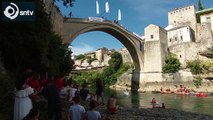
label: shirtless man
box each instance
[107,95,119,113]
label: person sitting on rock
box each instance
[107,95,119,114]
[151,98,159,108]
[161,103,165,108]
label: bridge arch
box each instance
[43,0,144,92]
[61,19,144,91]
[63,19,144,72]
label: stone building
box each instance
[118,48,133,63]
[95,47,108,61]
[74,60,82,66]
[197,8,213,32]
[168,5,197,39]
[103,54,111,66]
[85,52,95,59]
[143,24,167,73]
[167,26,195,47]
[139,5,213,84]
[165,5,213,68]
[91,60,101,67]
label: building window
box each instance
[167,48,170,52]
[180,55,182,58]
[174,21,176,23]
[170,38,172,42]
[206,17,211,23]
[185,8,187,10]
[175,37,177,41]
[180,36,183,40]
[151,35,154,39]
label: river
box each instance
[102,89,213,116]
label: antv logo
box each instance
[2,2,35,21]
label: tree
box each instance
[75,54,85,60]
[163,53,181,73]
[0,0,74,77]
[198,0,204,11]
[108,52,123,73]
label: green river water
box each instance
[103,89,213,116]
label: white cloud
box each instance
[70,43,95,55]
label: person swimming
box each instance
[123,89,129,96]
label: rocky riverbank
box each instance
[95,105,213,120]
[76,100,213,120]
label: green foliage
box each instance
[187,60,202,74]
[75,54,85,60]
[198,0,204,11]
[200,61,213,72]
[196,13,201,23]
[108,52,123,73]
[205,47,213,58]
[0,0,73,77]
[87,58,97,64]
[193,76,203,88]
[72,52,125,88]
[115,63,133,77]
[163,53,181,73]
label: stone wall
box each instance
[139,70,194,91]
[200,12,213,32]
[115,69,133,88]
[168,42,200,68]
[197,23,213,50]
[144,24,167,72]
[118,48,133,63]
[159,27,168,70]
[43,0,64,36]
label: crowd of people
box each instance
[13,70,119,120]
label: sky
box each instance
[55,0,213,55]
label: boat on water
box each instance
[175,91,190,95]
[196,92,208,97]
[152,90,161,94]
[161,91,173,94]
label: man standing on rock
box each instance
[96,79,104,105]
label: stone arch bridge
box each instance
[44,0,144,92]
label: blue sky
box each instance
[55,0,213,55]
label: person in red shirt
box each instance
[29,74,40,92]
[55,75,65,92]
